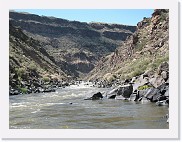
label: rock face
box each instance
[127,82,169,104]
[9,23,70,95]
[9,11,136,78]
[85,9,169,107]
[87,9,169,82]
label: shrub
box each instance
[159,12,167,22]
[20,87,28,94]
[15,67,26,77]
[130,68,143,78]
[138,85,152,90]
[135,38,148,51]
[42,76,50,82]
[148,54,169,70]
[107,75,116,82]
[28,63,37,72]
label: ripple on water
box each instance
[9,85,169,129]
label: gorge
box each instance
[9,9,169,129]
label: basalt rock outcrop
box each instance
[9,23,68,95]
[9,11,136,78]
[87,9,169,84]
[86,9,169,109]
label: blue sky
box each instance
[14,9,154,26]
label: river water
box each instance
[9,82,169,129]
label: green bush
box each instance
[16,85,28,94]
[28,63,37,72]
[159,12,167,22]
[20,87,28,94]
[15,67,26,77]
[42,76,50,82]
[135,38,148,51]
[138,85,152,90]
[148,54,169,70]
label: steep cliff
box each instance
[9,11,136,78]
[9,23,68,93]
[87,9,169,86]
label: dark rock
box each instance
[124,79,131,84]
[166,99,169,104]
[138,96,143,101]
[157,95,167,101]
[107,95,116,99]
[156,100,168,106]
[33,82,42,88]
[34,87,44,93]
[62,82,69,87]
[151,92,162,102]
[27,89,32,94]
[129,93,138,101]
[10,89,20,96]
[10,81,17,88]
[138,89,148,98]
[117,84,133,98]
[84,92,103,100]
[157,83,169,95]
[144,88,160,100]
[44,88,56,93]
[157,62,169,75]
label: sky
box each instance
[14,9,154,26]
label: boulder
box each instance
[149,76,166,88]
[141,97,150,103]
[84,92,103,100]
[151,92,162,102]
[157,83,169,95]
[157,62,169,75]
[157,95,167,101]
[161,71,168,81]
[156,100,168,106]
[44,88,56,93]
[143,88,155,98]
[33,82,42,88]
[164,89,169,97]
[34,87,44,93]
[107,94,116,99]
[106,87,118,98]
[9,89,20,96]
[140,88,162,102]
[129,93,138,101]
[117,84,133,98]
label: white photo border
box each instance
[0,0,179,139]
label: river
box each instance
[9,82,169,129]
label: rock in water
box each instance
[117,84,133,98]
[84,92,103,100]
[107,94,116,99]
[129,93,138,101]
[156,100,168,106]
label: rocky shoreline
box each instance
[10,61,169,106]
[9,78,71,96]
[9,61,169,124]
